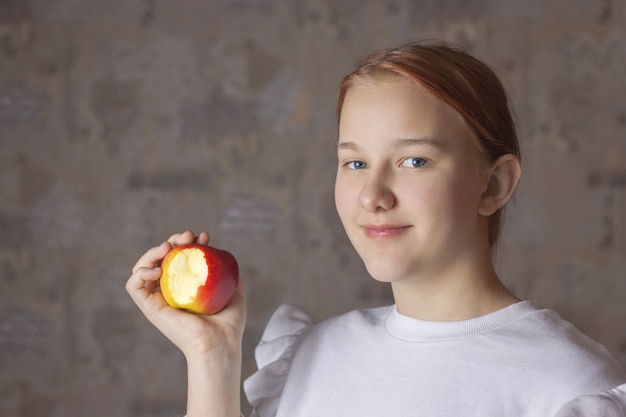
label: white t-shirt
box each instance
[244,301,626,417]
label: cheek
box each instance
[409,176,466,222]
[403,177,443,208]
[436,170,485,223]
[334,177,360,224]
[334,179,350,219]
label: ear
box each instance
[478,154,521,216]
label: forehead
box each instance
[339,76,475,148]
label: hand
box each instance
[126,230,246,360]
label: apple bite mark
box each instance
[166,248,208,307]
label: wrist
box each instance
[185,348,242,417]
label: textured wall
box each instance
[0,0,625,416]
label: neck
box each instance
[390,255,519,321]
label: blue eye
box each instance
[346,160,368,170]
[401,157,427,168]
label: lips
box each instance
[362,224,411,239]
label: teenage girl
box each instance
[127,40,626,417]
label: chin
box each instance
[363,260,405,284]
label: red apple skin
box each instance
[160,243,239,315]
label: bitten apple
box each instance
[159,243,239,315]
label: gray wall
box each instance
[1,1,625,416]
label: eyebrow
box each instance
[337,137,445,151]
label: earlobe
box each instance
[478,154,522,216]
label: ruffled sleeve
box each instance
[243,304,313,417]
[554,384,626,417]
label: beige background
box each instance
[0,0,625,416]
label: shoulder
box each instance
[243,304,392,415]
[516,304,614,359]
[511,303,625,389]
[554,383,626,417]
[247,303,392,369]
[257,303,391,341]
[314,304,392,330]
[296,304,393,346]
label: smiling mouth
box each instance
[362,225,411,239]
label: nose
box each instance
[358,170,395,212]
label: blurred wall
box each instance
[1,0,625,416]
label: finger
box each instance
[125,265,163,309]
[131,241,171,274]
[127,265,161,290]
[195,231,210,245]
[126,273,168,319]
[167,230,196,246]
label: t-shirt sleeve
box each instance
[243,304,314,417]
[553,383,626,417]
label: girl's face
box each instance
[335,76,492,285]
